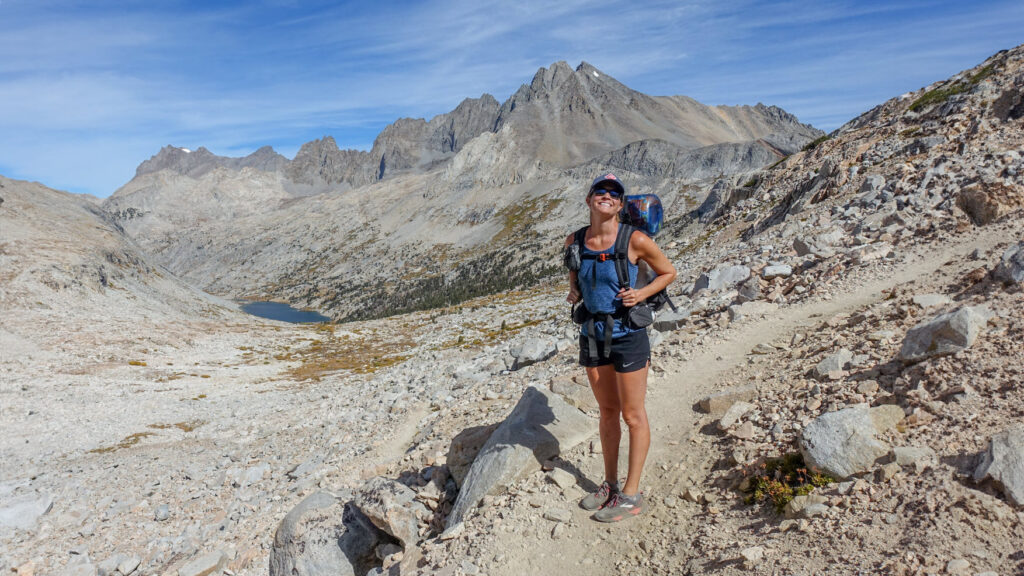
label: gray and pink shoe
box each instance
[580,480,618,511]
[593,491,644,522]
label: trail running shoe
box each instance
[593,491,644,522]
[580,480,618,511]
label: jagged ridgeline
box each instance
[103,61,822,320]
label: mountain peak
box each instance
[134,144,287,179]
[530,61,574,92]
[136,145,216,178]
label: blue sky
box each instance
[1,0,1022,197]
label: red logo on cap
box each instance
[604,173,616,180]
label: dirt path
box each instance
[377,402,432,463]
[486,225,1013,575]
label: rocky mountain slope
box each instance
[3,44,1023,576]
[102,61,820,321]
[0,176,243,347]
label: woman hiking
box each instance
[564,173,676,522]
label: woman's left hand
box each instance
[618,287,643,307]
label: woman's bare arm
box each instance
[618,231,676,306]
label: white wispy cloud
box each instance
[0,0,1021,196]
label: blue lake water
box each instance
[240,301,330,323]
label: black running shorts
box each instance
[579,329,650,373]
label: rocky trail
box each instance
[6,211,1020,575]
[454,222,1020,576]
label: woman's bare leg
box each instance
[586,364,621,484]
[616,362,650,495]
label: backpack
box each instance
[621,194,664,236]
[619,193,675,314]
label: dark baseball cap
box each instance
[589,172,626,196]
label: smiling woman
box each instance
[563,172,676,523]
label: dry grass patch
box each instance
[435,315,552,350]
[281,330,416,381]
[88,431,155,454]
[148,421,205,433]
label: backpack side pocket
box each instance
[572,303,591,325]
[626,304,654,329]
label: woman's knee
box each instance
[598,405,621,422]
[621,408,648,431]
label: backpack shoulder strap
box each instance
[613,224,635,290]
[574,226,588,250]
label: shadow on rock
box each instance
[444,385,593,531]
[269,491,396,576]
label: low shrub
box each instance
[742,452,835,512]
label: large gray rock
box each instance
[652,308,690,331]
[869,405,905,434]
[717,401,756,430]
[445,385,593,530]
[761,264,793,280]
[699,385,758,415]
[783,493,828,519]
[447,423,500,488]
[911,293,951,308]
[994,242,1024,284]
[97,555,127,576]
[793,236,835,258]
[549,375,598,413]
[177,551,227,576]
[846,242,894,264]
[269,491,385,576]
[693,265,751,294]
[799,404,889,479]
[898,306,988,363]
[353,477,429,548]
[974,425,1024,507]
[816,227,846,247]
[0,491,53,531]
[813,348,853,380]
[511,337,557,370]
[892,446,937,472]
[116,556,141,576]
[735,278,761,303]
[860,174,885,194]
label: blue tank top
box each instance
[579,225,640,339]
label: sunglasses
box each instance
[590,188,623,199]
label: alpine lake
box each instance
[239,300,330,323]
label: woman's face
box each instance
[587,187,622,216]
